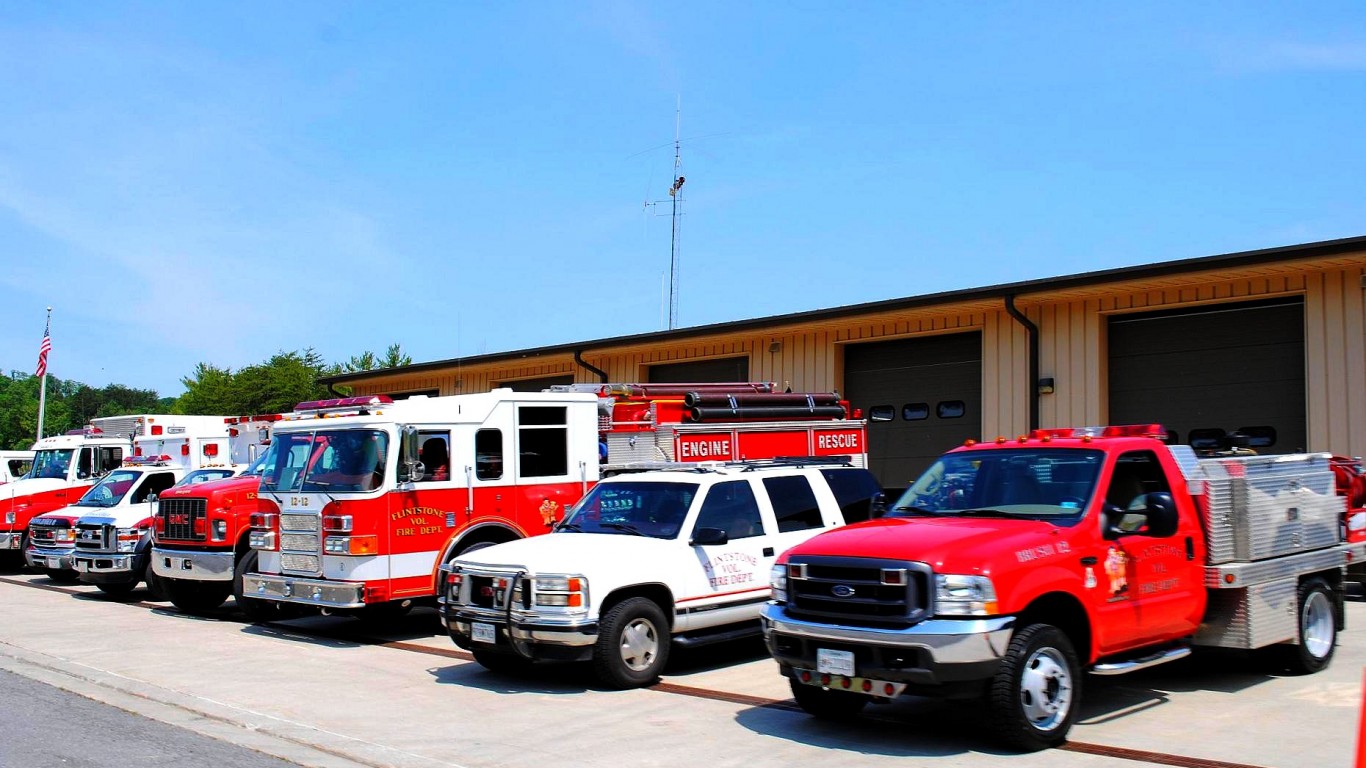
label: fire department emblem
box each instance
[539,499,560,527]
[1104,546,1129,599]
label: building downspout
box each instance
[1003,295,1040,431]
[574,350,609,384]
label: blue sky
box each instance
[2,2,1364,397]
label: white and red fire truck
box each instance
[2,415,166,571]
[240,384,867,621]
[23,415,230,581]
[68,417,272,596]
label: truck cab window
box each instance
[1105,451,1172,513]
[417,432,451,482]
[77,447,93,479]
[763,475,823,532]
[692,480,764,540]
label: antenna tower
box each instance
[666,102,684,329]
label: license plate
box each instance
[816,648,856,676]
[47,557,62,569]
[471,622,496,644]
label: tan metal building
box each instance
[323,236,1366,487]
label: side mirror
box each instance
[689,527,729,546]
[1140,492,1179,537]
[870,492,888,519]
[399,426,422,482]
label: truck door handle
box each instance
[1080,556,1098,566]
[763,547,775,557]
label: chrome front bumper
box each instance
[25,546,76,570]
[151,547,235,582]
[761,603,1016,684]
[73,552,139,574]
[239,573,365,608]
[444,604,599,648]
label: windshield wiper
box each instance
[555,521,583,532]
[891,504,942,516]
[600,522,647,537]
[948,508,1010,518]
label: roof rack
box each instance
[737,455,855,471]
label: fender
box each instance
[432,521,524,582]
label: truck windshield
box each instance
[29,449,73,480]
[558,482,698,539]
[891,448,1104,524]
[258,429,390,494]
[75,469,141,507]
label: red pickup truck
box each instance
[762,424,1352,751]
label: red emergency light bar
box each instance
[294,395,394,412]
[1029,424,1168,441]
[125,455,173,465]
[224,414,286,425]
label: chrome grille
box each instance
[74,524,111,552]
[280,514,319,532]
[786,556,931,628]
[159,498,206,541]
[280,533,319,551]
[281,554,321,572]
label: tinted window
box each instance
[475,429,503,480]
[937,401,966,419]
[519,406,567,477]
[819,468,884,523]
[902,403,929,421]
[417,431,451,482]
[693,480,764,540]
[763,475,824,532]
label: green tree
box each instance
[334,343,412,374]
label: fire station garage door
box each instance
[497,375,574,392]
[1108,297,1306,454]
[647,356,749,383]
[843,332,982,490]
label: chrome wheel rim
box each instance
[1303,590,1334,659]
[1020,646,1072,731]
[619,617,660,672]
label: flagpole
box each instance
[36,307,51,442]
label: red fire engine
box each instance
[239,384,866,620]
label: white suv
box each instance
[440,460,883,688]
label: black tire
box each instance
[472,647,532,675]
[789,677,869,720]
[592,597,670,689]
[162,578,231,614]
[1276,578,1337,675]
[233,550,303,623]
[987,623,1081,752]
[95,581,138,597]
[44,568,80,583]
[143,561,167,601]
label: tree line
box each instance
[0,344,411,450]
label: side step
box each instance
[672,621,762,650]
[1090,643,1192,676]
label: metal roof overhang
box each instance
[320,234,1366,386]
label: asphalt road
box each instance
[0,668,300,768]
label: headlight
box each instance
[770,564,788,603]
[116,528,141,553]
[4,511,13,524]
[934,574,999,616]
[532,574,587,609]
[212,520,228,541]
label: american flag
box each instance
[35,328,51,378]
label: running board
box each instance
[1090,644,1191,676]
[672,622,762,650]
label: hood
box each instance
[455,532,680,576]
[73,503,155,528]
[161,473,259,501]
[30,506,84,526]
[784,516,1067,576]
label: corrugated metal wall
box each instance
[345,262,1366,458]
